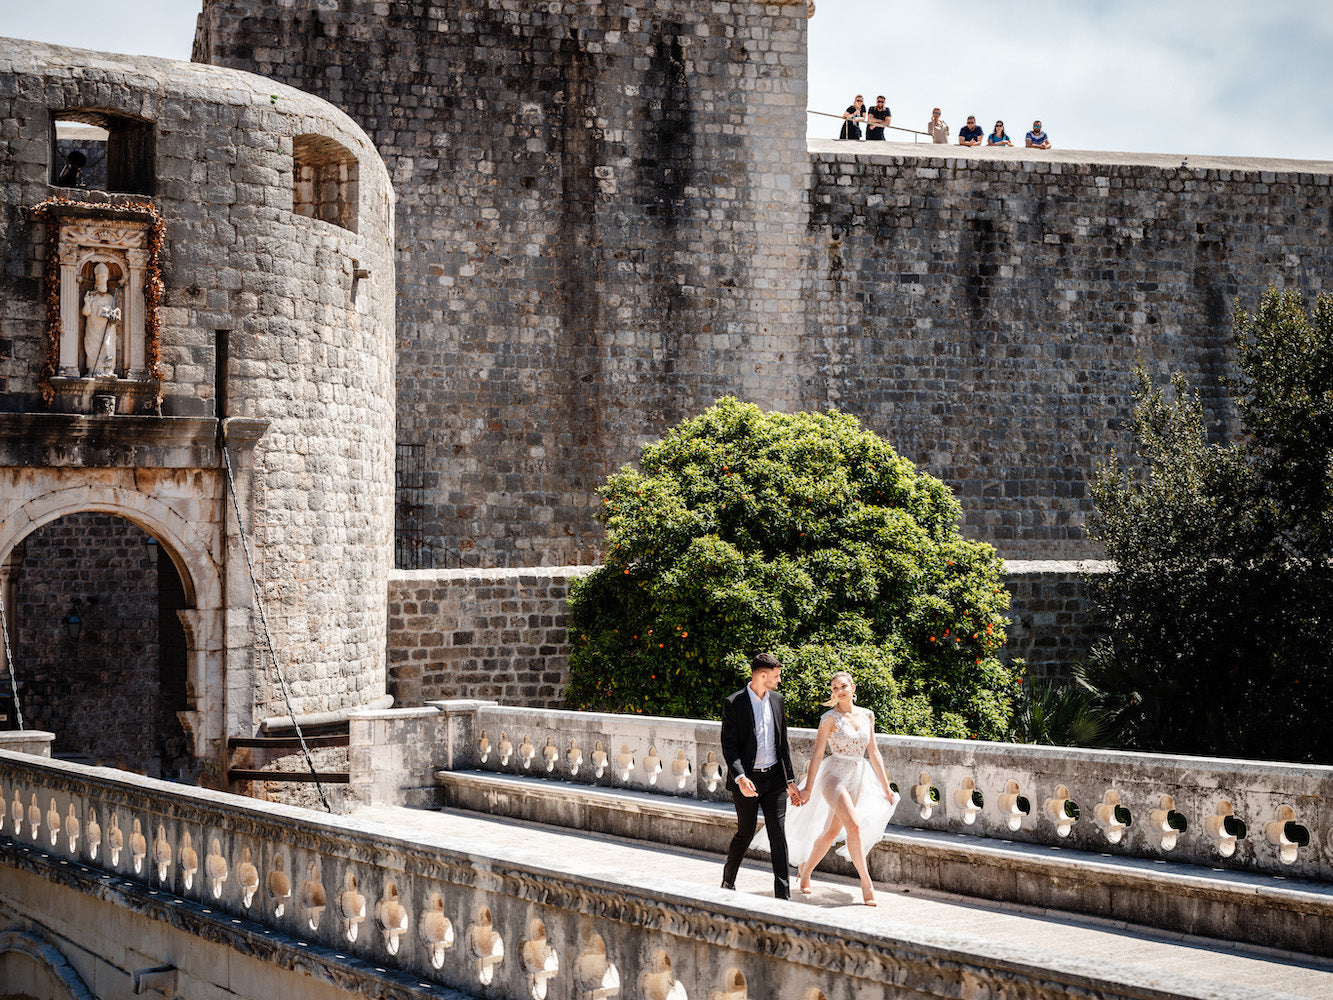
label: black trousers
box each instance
[722,767,790,898]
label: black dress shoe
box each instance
[721,880,736,890]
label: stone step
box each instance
[438,769,1333,957]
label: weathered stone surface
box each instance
[0,39,397,775]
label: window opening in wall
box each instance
[395,442,427,570]
[292,134,360,233]
[50,112,155,195]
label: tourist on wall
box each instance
[788,671,898,905]
[958,115,984,146]
[1026,120,1052,149]
[839,95,866,139]
[865,96,892,140]
[720,653,803,898]
[987,121,1014,146]
[927,107,950,143]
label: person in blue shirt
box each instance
[958,115,983,147]
[1025,121,1052,149]
[987,121,1014,147]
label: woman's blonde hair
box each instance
[821,670,856,708]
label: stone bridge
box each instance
[2,705,1332,1000]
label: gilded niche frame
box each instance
[30,196,166,411]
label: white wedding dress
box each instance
[782,707,899,867]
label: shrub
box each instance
[1087,289,1333,762]
[564,398,1015,736]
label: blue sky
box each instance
[5,0,1332,161]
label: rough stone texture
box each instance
[0,40,396,774]
[195,0,813,569]
[8,513,175,770]
[196,3,1333,574]
[1001,560,1109,677]
[804,142,1333,558]
[385,561,1105,705]
[386,567,591,708]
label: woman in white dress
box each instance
[789,671,898,904]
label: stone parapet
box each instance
[0,747,1288,1000]
[443,702,1333,883]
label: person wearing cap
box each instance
[927,108,950,144]
[1026,120,1052,149]
[865,96,892,141]
[958,115,983,147]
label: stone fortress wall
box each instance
[803,142,1333,556]
[194,0,815,570]
[0,40,397,773]
[194,0,1333,575]
[194,0,1333,698]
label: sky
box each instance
[4,0,1332,162]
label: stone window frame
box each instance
[292,134,360,233]
[49,109,156,197]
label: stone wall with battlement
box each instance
[803,142,1333,558]
[195,3,1333,573]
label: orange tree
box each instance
[564,398,1016,735]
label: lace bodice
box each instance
[823,708,872,759]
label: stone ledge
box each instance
[438,770,1333,957]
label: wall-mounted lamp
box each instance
[145,536,159,565]
[65,612,81,641]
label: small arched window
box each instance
[292,134,359,233]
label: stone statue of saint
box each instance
[82,262,121,376]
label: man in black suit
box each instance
[720,652,801,898]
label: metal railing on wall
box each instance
[808,108,932,141]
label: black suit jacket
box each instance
[720,685,796,793]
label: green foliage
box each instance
[1006,667,1115,748]
[1087,288,1333,762]
[564,398,1016,737]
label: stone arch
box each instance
[0,484,220,609]
[0,483,229,774]
[0,929,94,1000]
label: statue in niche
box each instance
[81,262,121,376]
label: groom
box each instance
[720,652,801,898]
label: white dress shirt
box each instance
[747,685,778,770]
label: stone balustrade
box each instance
[428,702,1333,882]
[0,747,1171,1000]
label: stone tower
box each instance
[195,0,813,569]
[0,40,397,779]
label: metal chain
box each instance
[219,431,330,812]
[0,592,24,731]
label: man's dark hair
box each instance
[750,652,781,673]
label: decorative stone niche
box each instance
[35,202,165,414]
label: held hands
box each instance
[798,787,811,806]
[787,782,802,806]
[737,775,758,798]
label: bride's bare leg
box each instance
[798,813,845,891]
[832,798,876,904]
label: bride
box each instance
[789,671,898,904]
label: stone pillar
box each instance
[56,242,80,375]
[125,248,148,378]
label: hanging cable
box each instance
[218,425,331,812]
[0,592,24,731]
